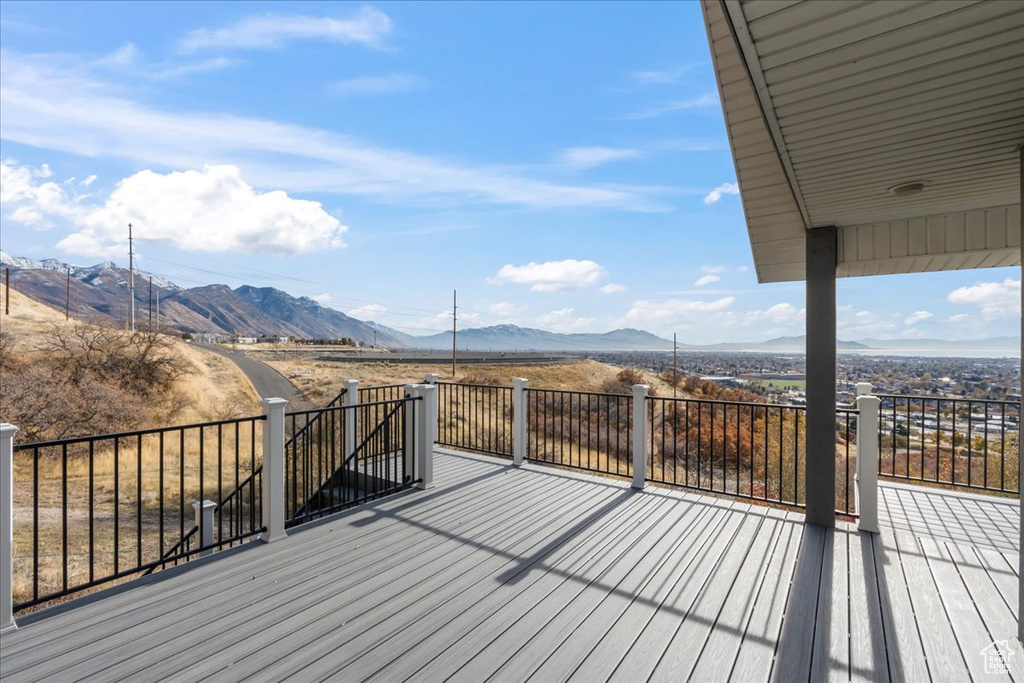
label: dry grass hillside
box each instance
[1,284,260,438]
[262,356,676,406]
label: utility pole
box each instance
[156,288,160,331]
[5,267,9,315]
[65,266,71,320]
[373,330,377,348]
[673,332,678,398]
[128,223,136,332]
[452,289,457,378]
[149,276,153,330]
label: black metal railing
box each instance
[12,415,266,611]
[526,388,633,478]
[646,397,807,508]
[285,396,417,528]
[877,395,1020,494]
[357,384,407,405]
[835,407,858,515]
[436,382,513,457]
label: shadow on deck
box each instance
[0,449,1019,682]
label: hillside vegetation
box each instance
[0,285,260,442]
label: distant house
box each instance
[236,336,257,344]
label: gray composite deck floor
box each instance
[1,449,1020,682]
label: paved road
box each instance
[199,344,315,411]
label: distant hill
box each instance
[4,253,1018,354]
[692,336,871,352]
[855,336,1020,352]
[1,253,401,346]
[409,325,675,351]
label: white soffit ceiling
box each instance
[702,0,1024,283]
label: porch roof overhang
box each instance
[701,0,1024,284]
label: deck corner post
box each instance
[855,382,872,397]
[417,385,437,490]
[513,378,529,466]
[1,423,17,633]
[632,385,649,490]
[856,394,881,533]
[192,499,218,557]
[261,397,288,543]
[423,373,439,385]
[343,379,359,460]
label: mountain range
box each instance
[2,253,1018,354]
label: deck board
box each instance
[0,449,1020,683]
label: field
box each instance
[262,356,676,405]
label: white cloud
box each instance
[80,175,97,186]
[349,303,386,320]
[700,265,727,274]
[629,67,691,85]
[694,274,720,287]
[0,160,75,228]
[625,297,735,325]
[330,74,427,97]
[945,313,970,324]
[947,279,1021,319]
[599,283,627,294]
[487,301,526,318]
[180,8,393,51]
[0,51,666,212]
[489,259,606,293]
[904,310,933,325]
[617,93,719,120]
[536,308,597,333]
[559,146,641,171]
[1,160,346,257]
[312,293,333,304]
[737,265,749,273]
[703,182,739,204]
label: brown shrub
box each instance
[0,322,195,442]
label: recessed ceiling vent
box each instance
[888,182,926,197]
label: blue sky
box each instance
[0,1,1019,343]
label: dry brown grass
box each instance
[263,357,672,406]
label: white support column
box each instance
[343,379,359,461]
[261,397,288,543]
[418,385,437,490]
[512,378,529,467]
[192,500,217,557]
[404,384,417,482]
[1,423,18,633]
[856,393,881,534]
[423,373,439,385]
[632,385,649,490]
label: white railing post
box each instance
[632,385,649,490]
[1,423,17,633]
[343,379,359,460]
[404,383,418,481]
[418,385,437,490]
[424,373,439,385]
[513,378,529,466]
[192,500,217,557]
[857,390,881,533]
[261,397,288,543]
